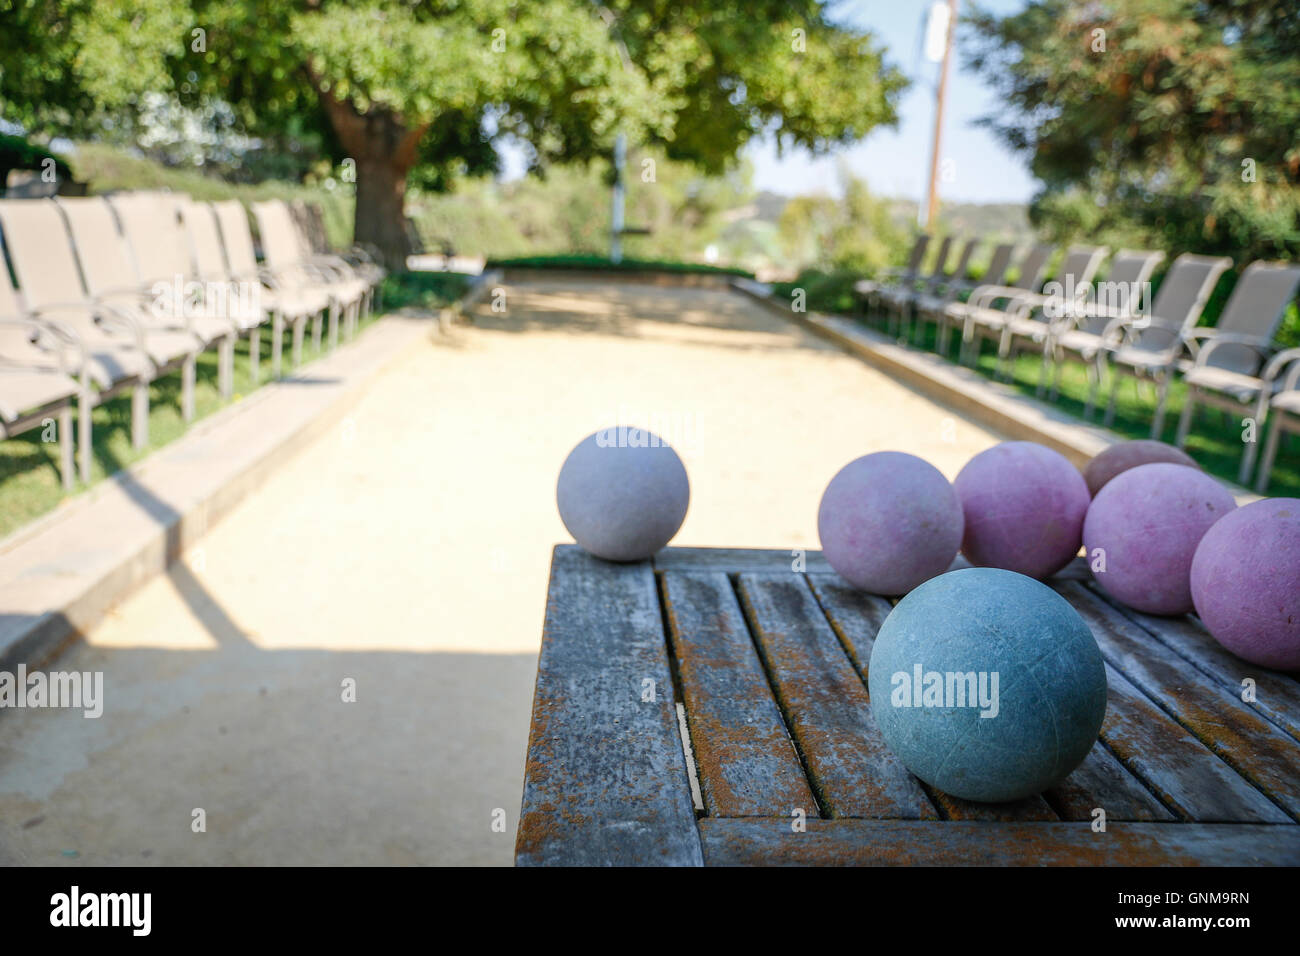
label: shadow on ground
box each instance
[0,588,535,866]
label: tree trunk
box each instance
[353,150,412,272]
[311,71,428,272]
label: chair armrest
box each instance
[1262,347,1300,387]
[3,318,90,383]
[1099,314,1155,348]
[968,284,1033,310]
[1185,331,1275,364]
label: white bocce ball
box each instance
[556,428,690,562]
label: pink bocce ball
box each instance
[1191,498,1300,670]
[954,442,1091,579]
[1083,439,1199,498]
[1083,463,1236,615]
[817,451,964,595]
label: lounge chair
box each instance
[914,242,1016,355]
[101,193,241,399]
[853,234,930,314]
[210,199,331,377]
[1253,350,1300,493]
[291,200,385,295]
[986,245,1108,385]
[877,235,953,340]
[0,259,89,488]
[57,195,219,419]
[948,243,1056,368]
[1039,249,1166,412]
[177,198,272,382]
[904,238,980,350]
[1173,261,1300,482]
[1097,253,1233,436]
[0,198,198,448]
[252,200,366,348]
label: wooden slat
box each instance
[699,818,1300,866]
[736,573,937,820]
[661,571,815,816]
[1098,664,1289,822]
[654,546,832,574]
[1095,591,1300,744]
[949,553,1092,581]
[1061,581,1300,821]
[926,788,1058,822]
[515,546,703,866]
[1045,743,1175,822]
[805,574,892,675]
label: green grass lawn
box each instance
[860,309,1300,497]
[0,272,469,540]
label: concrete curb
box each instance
[730,278,1260,502]
[0,311,444,673]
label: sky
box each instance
[743,0,1038,204]
[497,0,1037,206]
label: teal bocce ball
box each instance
[868,567,1107,803]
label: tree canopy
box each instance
[965,0,1300,263]
[1,0,907,267]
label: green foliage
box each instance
[777,170,906,274]
[2,1,906,191]
[0,0,190,136]
[770,269,862,314]
[379,271,473,311]
[966,0,1300,263]
[486,254,751,277]
[409,150,761,265]
[0,132,72,182]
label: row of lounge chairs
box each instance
[0,194,384,490]
[857,235,1300,492]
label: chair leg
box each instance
[78,392,92,485]
[182,354,196,422]
[59,405,74,492]
[272,312,285,380]
[219,335,234,398]
[996,330,1013,381]
[250,327,261,384]
[132,380,150,449]
[1103,369,1120,428]
[1238,408,1262,486]
[1175,390,1197,448]
[1151,373,1170,438]
[1254,417,1286,494]
[293,315,306,367]
[960,321,976,366]
[312,309,324,352]
[329,302,339,350]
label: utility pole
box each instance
[922,0,958,230]
[611,132,626,264]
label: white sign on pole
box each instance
[924,2,951,63]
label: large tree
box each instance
[965,0,1300,262]
[1,1,905,268]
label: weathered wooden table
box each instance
[515,545,1300,866]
